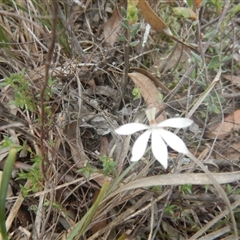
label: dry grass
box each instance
[0,0,240,239]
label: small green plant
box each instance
[226,184,240,195]
[127,0,139,24]
[0,70,36,111]
[151,185,162,192]
[0,71,56,127]
[44,199,61,210]
[17,155,43,197]
[119,3,141,47]
[132,87,141,100]
[77,162,98,179]
[195,79,225,115]
[209,0,224,13]
[165,204,179,221]
[204,184,210,192]
[179,184,192,194]
[99,155,116,176]
[1,136,15,148]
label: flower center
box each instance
[149,119,157,126]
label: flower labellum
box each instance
[115,107,193,169]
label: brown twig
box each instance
[39,1,58,238]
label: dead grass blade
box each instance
[5,180,32,234]
[109,171,240,193]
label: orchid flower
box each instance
[115,107,193,169]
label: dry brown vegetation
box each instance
[0,0,240,239]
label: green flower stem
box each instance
[0,148,17,240]
[66,181,110,240]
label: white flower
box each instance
[115,108,193,169]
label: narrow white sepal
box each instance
[145,107,156,122]
[157,118,193,128]
[115,123,149,135]
[131,130,151,162]
[151,130,168,169]
[159,129,188,154]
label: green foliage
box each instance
[127,0,139,24]
[132,87,141,100]
[0,70,36,111]
[231,3,240,17]
[17,155,43,197]
[158,93,163,101]
[77,162,97,179]
[204,184,210,192]
[30,0,71,56]
[179,184,192,194]
[226,184,240,195]
[205,94,224,115]
[210,0,224,13]
[0,136,14,148]
[0,147,18,240]
[0,25,10,48]
[66,182,110,239]
[160,5,181,34]
[165,204,179,220]
[207,55,232,72]
[99,155,116,176]
[151,185,162,192]
[44,199,61,209]
[195,78,225,115]
[119,5,140,46]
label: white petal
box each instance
[145,107,156,122]
[159,129,188,154]
[151,130,168,169]
[157,118,193,128]
[115,123,149,135]
[131,130,151,161]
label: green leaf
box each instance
[130,23,140,37]
[203,29,218,39]
[120,19,129,29]
[0,148,17,240]
[130,40,139,47]
[190,51,202,63]
[66,181,110,239]
[119,35,128,42]
[207,55,220,70]
[121,7,127,18]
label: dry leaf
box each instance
[223,74,240,88]
[195,0,203,8]
[215,141,240,161]
[206,109,240,139]
[136,0,197,51]
[137,0,168,31]
[128,72,166,122]
[103,4,122,46]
